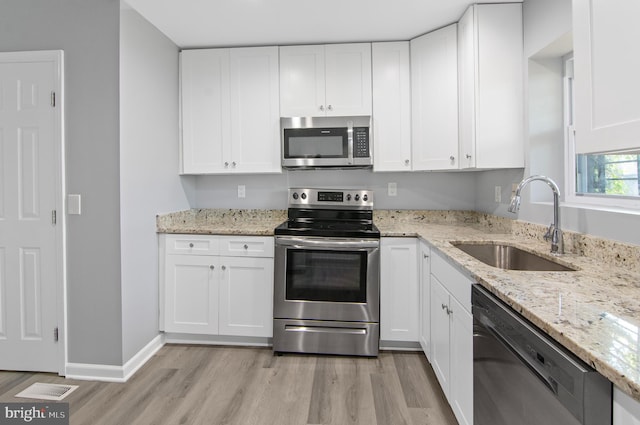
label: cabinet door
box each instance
[380,238,419,342]
[218,256,274,338]
[229,46,281,173]
[411,24,459,170]
[449,296,473,425]
[614,386,640,425]
[164,255,219,334]
[459,4,524,169]
[573,0,640,154]
[180,49,231,174]
[372,42,412,171]
[324,43,372,116]
[419,242,431,359]
[430,276,451,397]
[279,45,325,117]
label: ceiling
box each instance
[123,0,522,49]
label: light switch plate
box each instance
[68,194,81,215]
[238,185,246,198]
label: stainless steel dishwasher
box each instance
[472,285,612,425]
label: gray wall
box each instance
[119,6,191,363]
[0,0,124,365]
[193,170,477,211]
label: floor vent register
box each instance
[15,382,79,401]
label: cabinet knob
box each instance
[232,161,236,167]
[319,105,325,111]
[224,161,229,167]
[442,303,447,311]
[404,159,410,166]
[423,253,429,259]
[466,154,472,159]
[243,244,248,250]
[222,265,226,270]
[189,243,194,248]
[327,104,333,111]
[209,265,214,270]
[450,156,455,162]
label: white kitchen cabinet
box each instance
[160,234,274,338]
[615,386,640,425]
[430,249,474,425]
[419,241,431,359]
[372,42,412,171]
[279,43,372,117]
[380,238,419,342]
[218,256,273,338]
[573,0,640,154]
[180,46,280,174]
[163,255,219,334]
[458,3,524,169]
[411,24,460,171]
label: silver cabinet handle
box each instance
[189,243,194,248]
[405,159,410,166]
[450,156,455,161]
[232,161,236,167]
[442,304,447,310]
[222,265,226,270]
[209,265,214,270]
[466,154,472,159]
[423,253,429,259]
[243,244,248,250]
[224,161,229,167]
[319,105,325,111]
[327,105,333,111]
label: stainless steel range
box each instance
[273,188,380,356]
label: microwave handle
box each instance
[347,120,354,165]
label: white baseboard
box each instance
[65,334,165,382]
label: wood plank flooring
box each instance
[0,345,458,425]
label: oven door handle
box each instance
[275,237,379,250]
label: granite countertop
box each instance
[157,208,640,402]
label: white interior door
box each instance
[0,51,63,373]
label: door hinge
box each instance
[51,91,56,107]
[51,210,57,225]
[54,327,59,342]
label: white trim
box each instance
[65,335,164,382]
[163,333,271,347]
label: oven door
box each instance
[274,236,380,323]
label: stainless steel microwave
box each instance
[281,116,372,169]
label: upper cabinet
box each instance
[279,43,372,117]
[372,42,412,172]
[180,47,281,174]
[411,24,459,171]
[458,3,524,169]
[573,0,640,154]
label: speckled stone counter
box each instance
[158,208,640,401]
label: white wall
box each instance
[119,5,192,363]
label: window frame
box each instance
[563,54,640,211]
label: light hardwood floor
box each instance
[0,345,458,425]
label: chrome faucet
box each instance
[508,175,564,255]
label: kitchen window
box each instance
[564,55,640,209]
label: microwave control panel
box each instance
[353,128,370,158]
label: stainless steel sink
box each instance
[452,242,576,271]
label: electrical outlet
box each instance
[388,182,397,197]
[494,186,502,203]
[237,185,246,198]
[511,183,518,197]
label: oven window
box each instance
[285,249,367,303]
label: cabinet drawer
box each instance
[218,236,274,258]
[165,235,219,255]
[431,250,473,313]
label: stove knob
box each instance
[363,194,368,202]
[346,194,352,201]
[292,192,299,200]
[301,193,307,200]
[354,194,360,201]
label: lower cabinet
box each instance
[614,386,640,425]
[380,238,419,342]
[160,234,274,338]
[430,249,474,425]
[419,241,431,359]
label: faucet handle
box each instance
[543,224,554,241]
